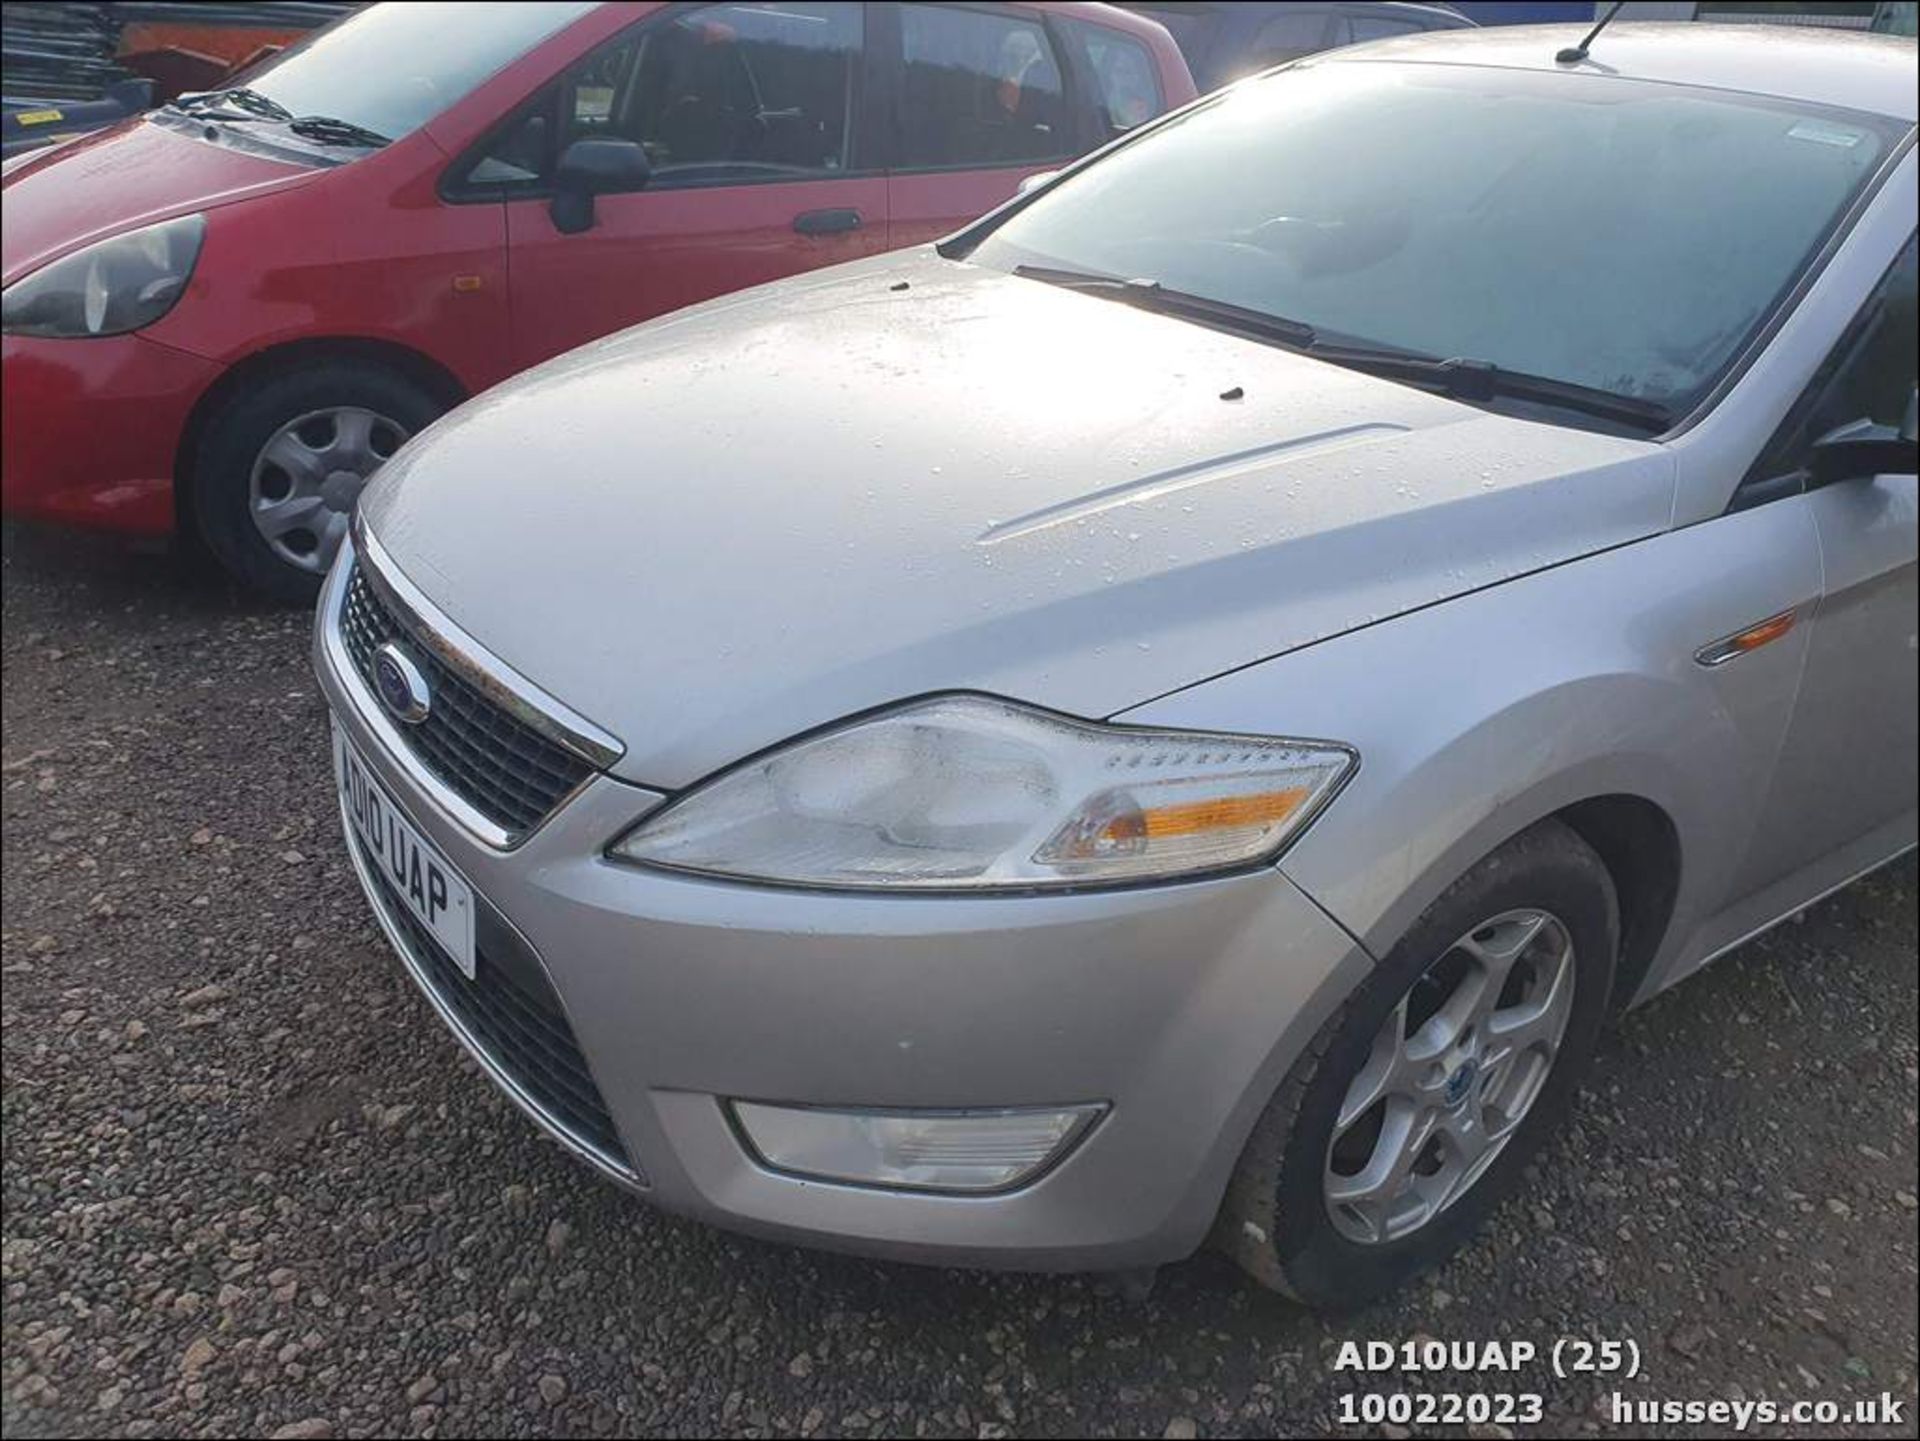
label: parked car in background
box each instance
[1873,1,1918,36]
[317,25,1915,1304]
[1617,2,1918,38]
[3,79,152,160]
[1,0,361,159]
[1123,1,1471,90]
[2,1,1191,600]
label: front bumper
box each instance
[314,543,1372,1271]
[0,330,216,535]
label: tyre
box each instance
[1218,820,1618,1309]
[188,361,444,604]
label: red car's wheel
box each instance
[190,361,443,603]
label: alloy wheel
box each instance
[1323,908,1576,1245]
[248,406,408,573]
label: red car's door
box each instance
[882,3,1171,249]
[470,1,888,369]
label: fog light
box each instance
[729,1101,1104,1193]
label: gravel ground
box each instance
[3,524,1917,1441]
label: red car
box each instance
[2,1,1191,599]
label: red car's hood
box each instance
[2,117,321,286]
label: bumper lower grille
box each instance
[340,563,595,836]
[352,832,634,1178]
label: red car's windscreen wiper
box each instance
[172,86,291,121]
[285,115,391,149]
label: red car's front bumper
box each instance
[1,331,219,536]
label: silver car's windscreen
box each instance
[969,61,1908,417]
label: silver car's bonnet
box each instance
[361,249,1675,788]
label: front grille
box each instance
[340,564,595,835]
[353,831,634,1176]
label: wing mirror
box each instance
[1808,404,1920,489]
[550,138,651,235]
[1016,169,1061,197]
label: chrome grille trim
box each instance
[354,514,623,769]
[321,521,623,849]
[341,570,595,835]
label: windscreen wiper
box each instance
[1011,265,1670,432]
[1012,265,1316,347]
[222,86,292,120]
[172,86,291,121]
[285,115,391,148]
[1303,344,1673,432]
[1011,263,1144,293]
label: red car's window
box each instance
[1064,20,1165,138]
[898,4,1071,170]
[468,1,867,190]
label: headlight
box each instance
[1,214,205,338]
[610,695,1354,891]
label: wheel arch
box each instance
[1372,789,1687,1016]
[172,336,468,530]
[1121,503,1822,1018]
[1551,793,1683,1013]
[1286,739,1701,1016]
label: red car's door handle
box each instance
[792,208,862,236]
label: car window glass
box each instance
[1131,5,1221,58]
[1067,21,1164,137]
[470,2,864,190]
[1340,15,1424,44]
[564,31,642,140]
[1247,9,1328,67]
[240,1,596,142]
[468,106,555,186]
[899,5,1069,169]
[1750,234,1918,482]
[974,64,1902,415]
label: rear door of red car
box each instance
[877,2,1175,250]
[455,1,891,369]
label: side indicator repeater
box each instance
[1695,609,1800,668]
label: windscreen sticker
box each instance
[1786,120,1867,148]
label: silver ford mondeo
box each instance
[316,24,1917,1306]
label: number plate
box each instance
[335,727,477,979]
